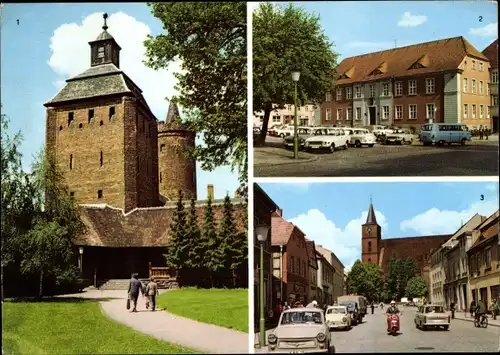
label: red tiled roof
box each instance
[469,210,499,250]
[334,36,488,85]
[271,213,294,245]
[74,201,246,247]
[482,39,498,69]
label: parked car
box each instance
[419,123,472,146]
[367,125,394,137]
[348,128,376,147]
[253,127,261,143]
[414,304,450,331]
[274,125,295,138]
[283,127,315,150]
[267,307,334,353]
[325,305,352,331]
[384,128,414,145]
[304,128,349,153]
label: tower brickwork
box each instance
[158,102,197,201]
[361,200,382,264]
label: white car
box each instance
[267,307,334,353]
[414,304,450,331]
[325,306,352,330]
[274,126,294,138]
[384,128,414,145]
[349,128,376,148]
[370,125,394,137]
[304,128,349,153]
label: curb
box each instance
[254,151,320,167]
[453,315,500,327]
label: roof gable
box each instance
[482,39,498,69]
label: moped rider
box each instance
[386,301,400,315]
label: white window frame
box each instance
[463,78,468,93]
[479,81,484,95]
[425,78,435,94]
[395,81,403,96]
[336,88,342,101]
[480,105,484,119]
[287,104,292,110]
[408,80,417,95]
[347,108,352,121]
[464,104,468,119]
[369,84,375,98]
[409,104,417,120]
[493,95,499,106]
[394,105,403,120]
[382,106,389,120]
[355,107,362,120]
[492,71,499,84]
[472,60,476,70]
[479,62,484,72]
[325,93,332,102]
[488,106,491,118]
[97,46,105,58]
[382,83,389,96]
[472,79,476,94]
[472,104,477,119]
[355,86,362,98]
[346,87,352,99]
[426,103,435,120]
[336,108,342,120]
[325,108,332,121]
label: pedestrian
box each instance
[479,126,484,140]
[449,301,455,319]
[145,277,159,311]
[469,300,475,318]
[127,273,144,312]
[283,301,290,311]
[371,302,374,314]
[485,128,489,140]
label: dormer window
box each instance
[411,62,424,69]
[98,47,105,58]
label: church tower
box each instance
[361,199,382,264]
[44,13,159,212]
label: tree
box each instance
[406,276,428,299]
[346,260,384,302]
[219,195,247,287]
[387,258,416,301]
[144,2,247,190]
[186,196,201,271]
[164,190,189,272]
[253,3,338,144]
[200,196,223,287]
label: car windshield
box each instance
[298,128,310,134]
[425,306,445,313]
[327,308,346,314]
[281,311,323,325]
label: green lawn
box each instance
[2,299,197,354]
[157,288,248,333]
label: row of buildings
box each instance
[254,184,346,322]
[429,210,499,312]
[253,37,499,133]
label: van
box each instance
[337,295,368,320]
[419,123,472,146]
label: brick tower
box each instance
[361,198,382,264]
[157,102,197,201]
[44,13,159,212]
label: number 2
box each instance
[479,16,483,22]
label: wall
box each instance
[254,104,319,127]
[47,97,126,209]
[443,72,461,124]
[321,86,353,127]
[283,227,309,304]
[361,223,381,264]
[460,56,491,129]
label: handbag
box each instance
[126,297,131,310]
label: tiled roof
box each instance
[271,212,294,245]
[74,201,246,247]
[366,202,377,224]
[379,234,451,275]
[469,210,499,250]
[334,36,489,85]
[482,39,498,70]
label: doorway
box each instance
[369,107,376,125]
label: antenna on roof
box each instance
[394,39,397,48]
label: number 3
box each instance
[480,194,484,200]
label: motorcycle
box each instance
[386,313,400,335]
[474,314,488,328]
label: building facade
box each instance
[321,36,491,131]
[316,250,334,306]
[306,240,319,303]
[429,246,446,306]
[482,39,499,132]
[468,210,500,310]
[254,103,321,128]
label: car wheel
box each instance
[329,143,335,153]
[461,138,466,145]
[443,325,449,331]
[280,133,285,138]
[409,139,413,145]
[400,139,404,145]
[368,144,374,148]
[328,344,335,354]
[355,140,361,147]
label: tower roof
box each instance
[166,101,181,123]
[365,198,377,225]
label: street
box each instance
[255,307,500,353]
[254,136,499,177]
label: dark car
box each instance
[283,127,322,150]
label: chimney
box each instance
[207,184,214,200]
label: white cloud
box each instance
[289,208,388,270]
[485,183,498,192]
[397,12,427,27]
[48,12,183,121]
[400,198,498,236]
[469,23,498,38]
[272,183,310,193]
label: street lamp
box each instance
[78,247,84,274]
[256,225,270,348]
[291,70,301,159]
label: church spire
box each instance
[88,13,121,68]
[365,197,377,225]
[166,101,181,123]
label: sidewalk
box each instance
[57,290,248,354]
[453,312,500,327]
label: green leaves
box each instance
[346,260,384,302]
[387,258,417,301]
[405,276,428,299]
[144,3,247,188]
[164,190,189,270]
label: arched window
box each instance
[160,144,165,152]
[368,241,372,252]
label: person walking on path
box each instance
[450,301,456,319]
[128,273,144,312]
[469,300,475,318]
[371,302,375,314]
[145,277,159,311]
[479,126,484,140]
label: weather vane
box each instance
[102,13,108,31]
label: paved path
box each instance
[255,307,500,353]
[453,311,500,327]
[56,289,248,354]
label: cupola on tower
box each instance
[361,199,382,265]
[157,102,197,201]
[44,13,159,212]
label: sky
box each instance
[251,1,498,60]
[1,3,239,200]
[259,181,499,271]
